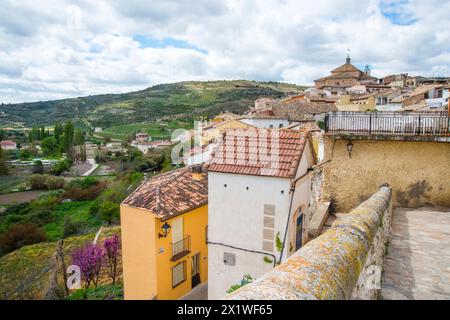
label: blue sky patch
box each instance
[133,35,208,54]
[380,0,417,26]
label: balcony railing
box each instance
[324,111,450,136]
[171,235,191,262]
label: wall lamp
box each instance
[346,140,353,158]
[158,222,171,238]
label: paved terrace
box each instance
[381,207,450,300]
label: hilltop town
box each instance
[0,56,449,301]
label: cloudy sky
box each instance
[0,0,449,103]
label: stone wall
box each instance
[322,137,450,212]
[226,186,393,300]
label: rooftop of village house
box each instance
[315,55,377,82]
[122,165,208,220]
[208,128,312,178]
[247,100,337,121]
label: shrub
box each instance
[88,200,101,217]
[32,160,44,174]
[226,274,254,294]
[0,224,46,255]
[52,158,72,175]
[81,177,98,189]
[46,176,65,190]
[1,203,30,217]
[25,209,54,226]
[62,181,107,201]
[28,174,47,190]
[28,174,64,190]
[63,217,83,237]
[99,201,119,225]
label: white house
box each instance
[425,85,449,108]
[207,128,317,299]
[184,143,216,166]
[0,140,17,150]
[240,117,292,129]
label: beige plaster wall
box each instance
[322,137,450,211]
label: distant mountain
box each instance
[0,80,306,129]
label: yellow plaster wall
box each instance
[155,205,209,300]
[322,137,450,211]
[120,205,157,300]
[336,95,375,111]
[202,120,253,144]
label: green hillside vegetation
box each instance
[0,226,121,300]
[0,80,306,128]
[96,119,193,141]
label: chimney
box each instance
[192,165,203,180]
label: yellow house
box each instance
[120,165,208,300]
[336,93,376,111]
[201,119,256,145]
[211,112,239,124]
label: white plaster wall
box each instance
[376,103,403,111]
[186,149,212,165]
[240,118,293,129]
[208,143,314,299]
[208,172,292,299]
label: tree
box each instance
[71,243,104,289]
[104,235,120,285]
[41,136,59,156]
[99,201,120,225]
[54,124,63,145]
[62,121,74,155]
[0,145,9,176]
[19,149,32,161]
[40,126,46,139]
[32,160,44,174]
[73,129,84,146]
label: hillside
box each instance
[0,80,306,128]
[0,226,121,300]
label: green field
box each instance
[96,119,193,141]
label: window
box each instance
[269,124,274,129]
[172,261,186,288]
[279,123,283,128]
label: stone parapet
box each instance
[226,185,392,300]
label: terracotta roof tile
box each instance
[121,166,207,219]
[208,129,308,179]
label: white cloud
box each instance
[0,0,449,103]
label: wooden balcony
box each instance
[171,235,191,262]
